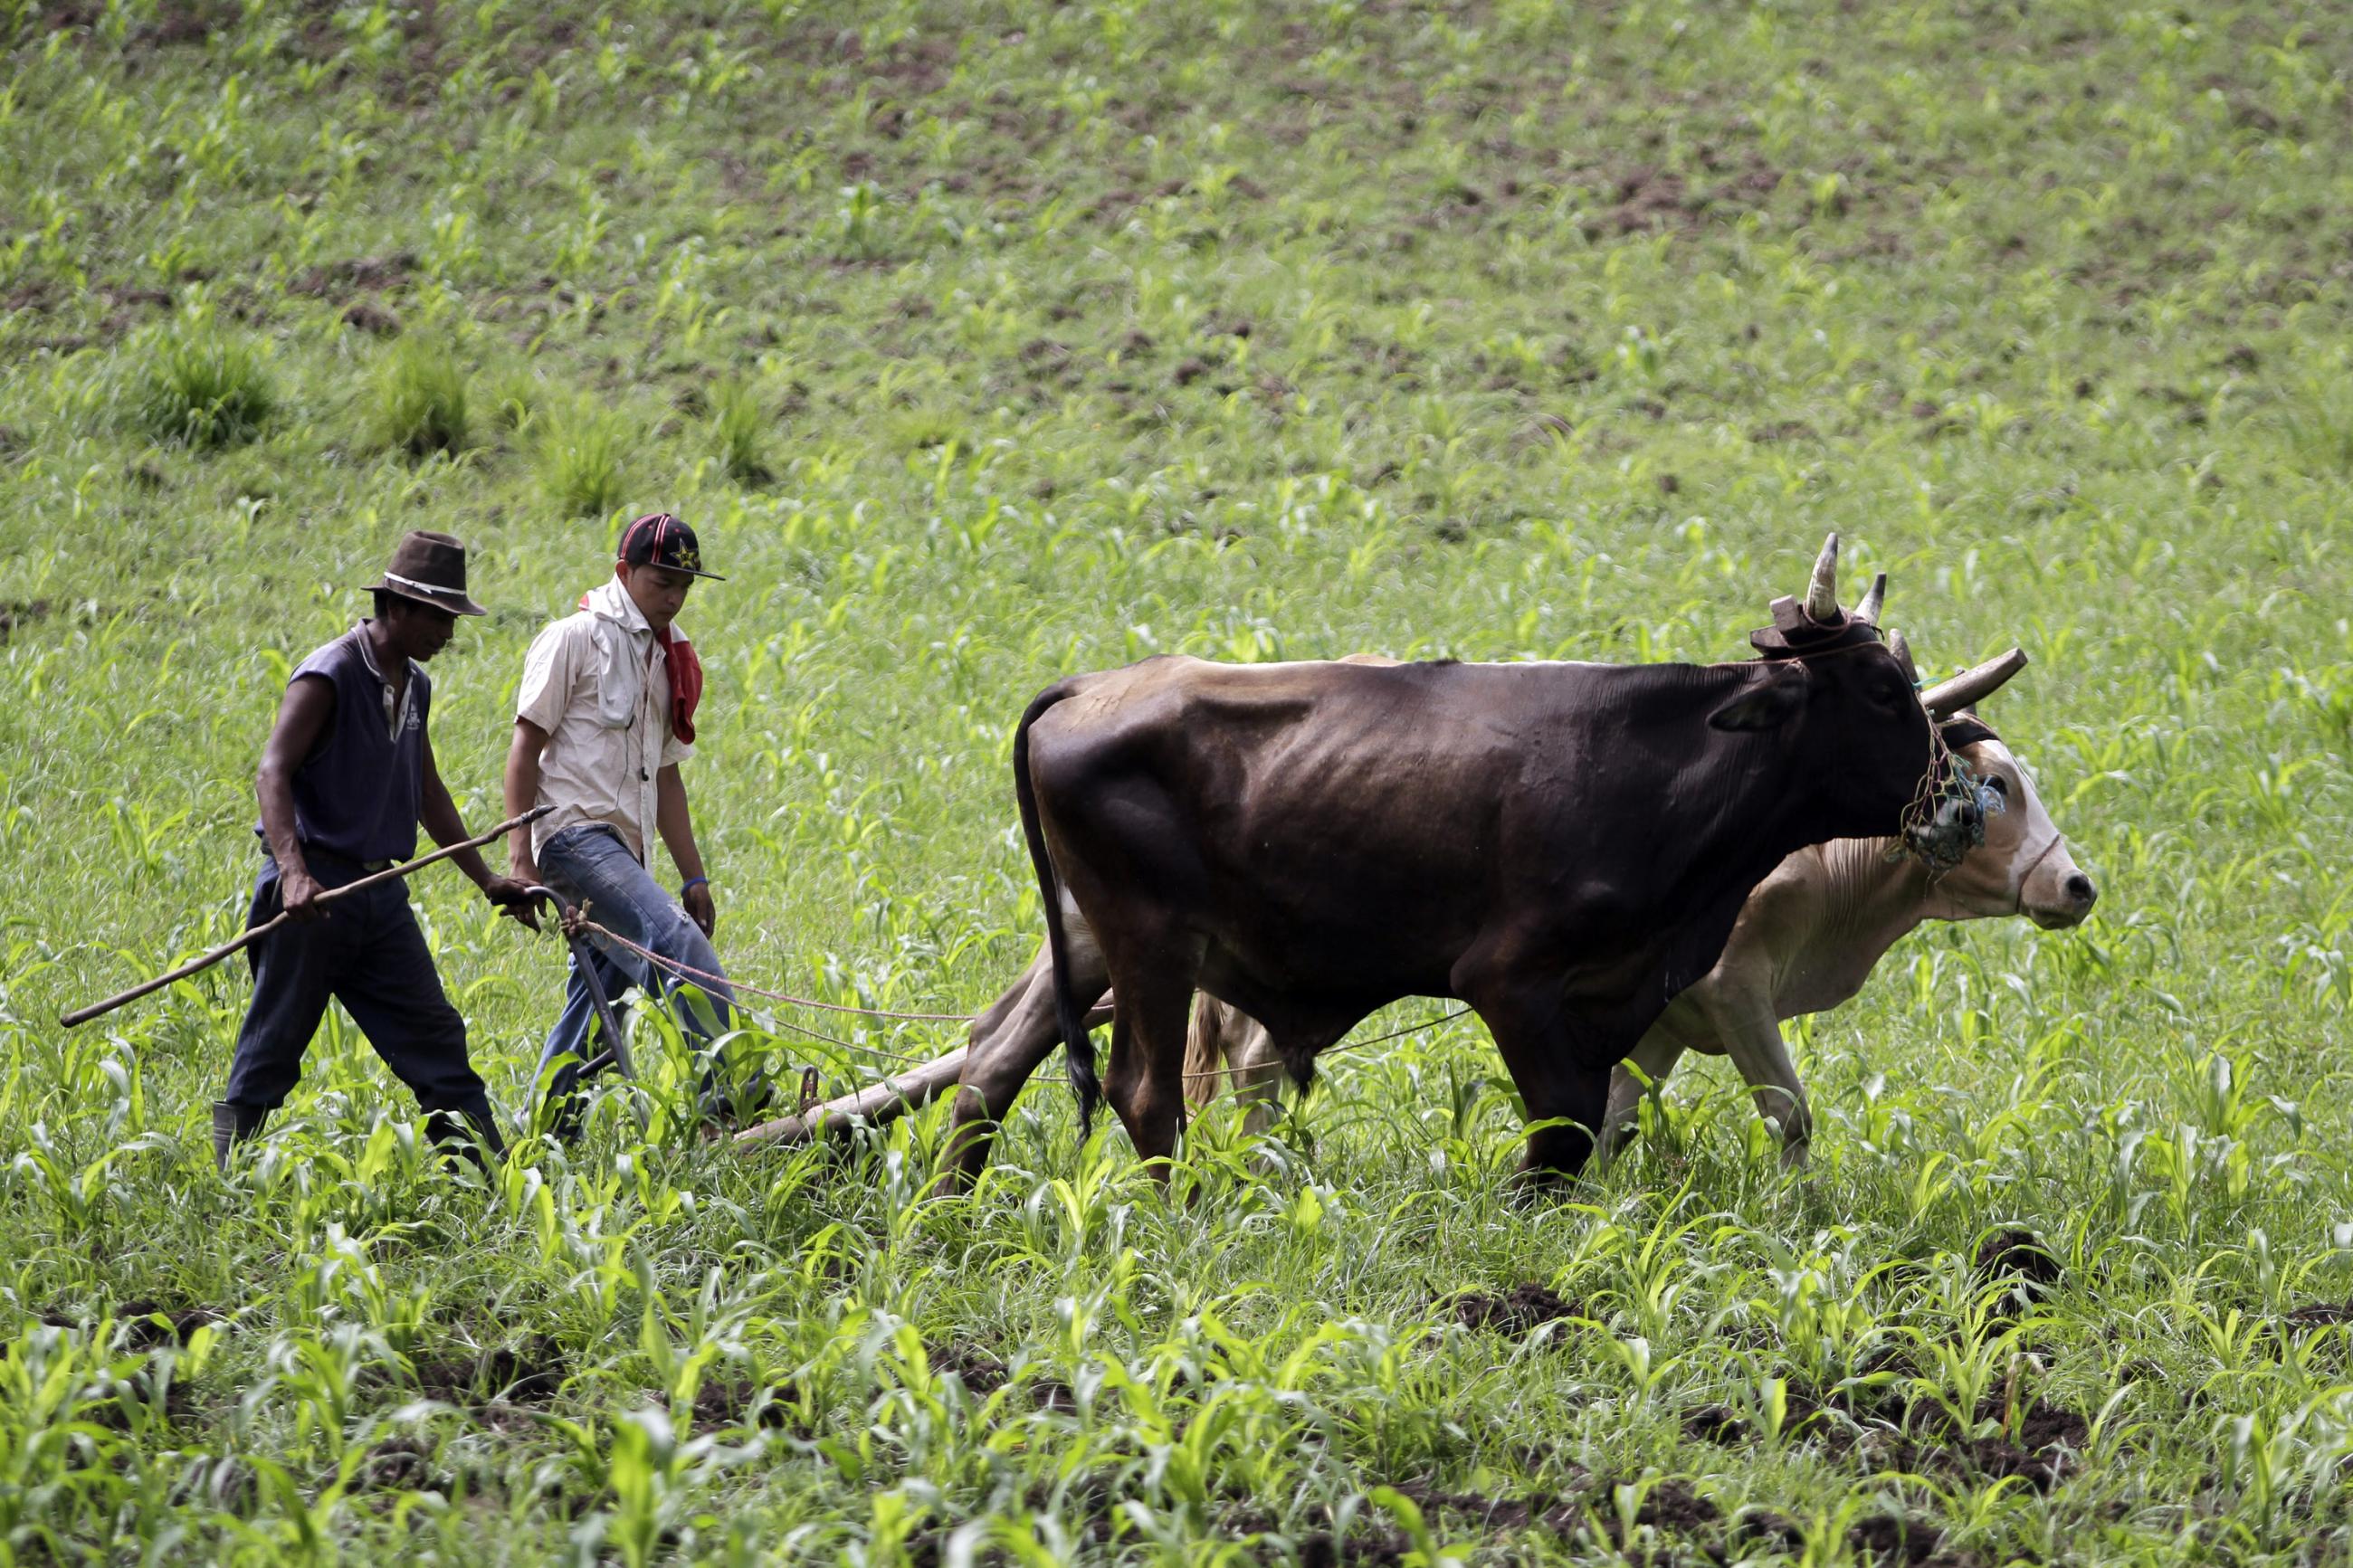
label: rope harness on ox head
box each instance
[1889,719,2004,880]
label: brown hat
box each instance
[367,530,486,617]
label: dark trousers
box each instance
[223,851,495,1126]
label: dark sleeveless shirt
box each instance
[253,624,428,864]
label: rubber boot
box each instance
[210,1100,267,1173]
[427,1107,508,1177]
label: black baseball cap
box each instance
[617,512,725,581]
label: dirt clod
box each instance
[352,1435,441,1493]
[290,254,416,298]
[1300,1531,1404,1567]
[2283,1299,2353,1331]
[691,1376,804,1434]
[1633,1479,1720,1532]
[342,300,401,336]
[1454,1282,1581,1339]
[1974,1227,2063,1317]
[116,1299,222,1349]
[927,1342,1008,1394]
[1735,1508,1805,1550]
[1683,1405,1748,1443]
[0,601,53,644]
[1848,1513,1943,1564]
[1386,1483,1538,1532]
[408,1335,566,1407]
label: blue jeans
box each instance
[533,823,743,1123]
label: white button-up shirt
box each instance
[515,580,693,862]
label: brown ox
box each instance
[946,537,1987,1185]
[1179,632,2093,1165]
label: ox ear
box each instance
[1710,673,1805,732]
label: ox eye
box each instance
[1977,776,2008,814]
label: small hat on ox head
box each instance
[368,530,486,617]
[618,512,725,582]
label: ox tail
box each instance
[1012,681,1104,1135]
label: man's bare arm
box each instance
[505,719,549,887]
[256,677,336,918]
[655,764,715,936]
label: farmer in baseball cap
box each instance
[506,512,763,1135]
[213,530,539,1173]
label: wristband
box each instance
[681,876,710,895]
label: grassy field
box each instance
[5,0,2353,1561]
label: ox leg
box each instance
[1224,1014,1289,1139]
[1469,984,1612,1187]
[1599,1030,1686,1169]
[1100,936,1202,1181]
[1185,995,1286,1139]
[937,937,1110,1192]
[1702,989,1812,1167]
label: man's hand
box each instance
[483,874,545,932]
[280,866,329,921]
[681,881,716,938]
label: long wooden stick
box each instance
[60,804,555,1029]
[731,997,1118,1147]
[733,1046,972,1147]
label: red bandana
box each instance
[582,593,703,744]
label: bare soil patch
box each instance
[1847,1512,1946,1564]
[1453,1282,1582,1338]
[1976,1227,2064,1326]
[342,300,401,337]
[926,1341,1009,1394]
[116,1298,224,1350]
[2282,1298,2353,1331]
[0,601,54,644]
[291,254,417,298]
[400,1335,567,1416]
[350,1435,443,1493]
[690,1376,805,1434]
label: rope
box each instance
[1891,718,1984,880]
[558,910,1472,1088]
[565,915,971,1020]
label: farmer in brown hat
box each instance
[212,531,540,1172]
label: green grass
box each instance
[3,0,2353,1563]
[710,376,771,486]
[375,337,471,458]
[131,324,276,451]
[534,395,632,521]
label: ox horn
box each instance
[1888,629,1919,683]
[1920,646,2028,717]
[1804,532,1841,622]
[1853,571,1887,628]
